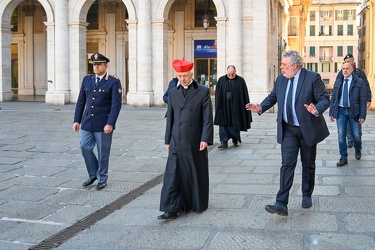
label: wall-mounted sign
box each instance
[194,40,217,58]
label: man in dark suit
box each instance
[73,53,122,190]
[329,62,367,167]
[336,54,371,148]
[246,50,330,216]
[158,58,213,220]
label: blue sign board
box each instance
[194,40,217,58]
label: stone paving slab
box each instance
[0,102,375,249]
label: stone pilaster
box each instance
[0,24,13,101]
[227,0,242,72]
[45,0,69,105]
[68,22,87,103]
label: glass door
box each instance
[195,58,217,96]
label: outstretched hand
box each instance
[304,103,318,115]
[245,103,261,113]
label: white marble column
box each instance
[251,0,271,105]
[68,22,87,103]
[46,0,69,105]
[44,22,55,97]
[125,19,138,105]
[134,0,152,106]
[19,16,34,95]
[106,14,116,72]
[227,0,242,73]
[152,19,169,105]
[215,17,227,78]
[0,24,13,101]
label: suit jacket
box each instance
[74,72,122,132]
[162,77,178,104]
[336,68,371,102]
[329,74,367,120]
[260,68,330,146]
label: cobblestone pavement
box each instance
[0,101,375,250]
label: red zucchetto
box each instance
[172,57,194,72]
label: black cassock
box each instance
[214,74,252,134]
[160,81,213,213]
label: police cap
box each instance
[91,53,110,64]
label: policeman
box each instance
[73,53,122,190]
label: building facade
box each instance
[358,0,375,110]
[304,0,360,92]
[1,0,298,106]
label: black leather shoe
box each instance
[232,140,239,147]
[265,201,288,216]
[355,150,361,160]
[302,196,313,208]
[218,142,228,149]
[95,182,107,190]
[82,178,97,187]
[347,141,354,148]
[336,158,348,167]
[157,212,177,220]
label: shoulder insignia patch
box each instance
[111,75,119,79]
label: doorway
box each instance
[195,58,217,96]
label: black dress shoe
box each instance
[232,140,239,147]
[302,196,313,208]
[265,201,288,216]
[82,178,97,187]
[95,182,107,190]
[157,212,177,220]
[218,142,228,149]
[355,150,361,160]
[347,141,354,148]
[336,158,348,167]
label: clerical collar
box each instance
[182,80,193,89]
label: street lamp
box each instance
[203,14,209,31]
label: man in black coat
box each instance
[335,54,371,148]
[330,62,367,167]
[246,50,330,216]
[214,65,252,149]
[158,58,213,220]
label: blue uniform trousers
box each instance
[80,129,113,183]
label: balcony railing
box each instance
[319,56,333,61]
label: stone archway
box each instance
[66,0,136,104]
[0,0,53,101]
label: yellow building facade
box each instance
[358,0,375,110]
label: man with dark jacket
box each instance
[246,50,330,215]
[336,54,371,148]
[158,58,213,220]
[73,53,122,190]
[330,62,367,167]
[214,65,252,149]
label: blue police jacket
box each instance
[74,72,122,132]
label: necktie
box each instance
[286,77,294,126]
[95,77,100,87]
[343,78,349,107]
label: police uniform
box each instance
[73,53,122,190]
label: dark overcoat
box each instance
[160,80,213,213]
[329,74,367,120]
[260,68,330,146]
[74,72,122,132]
[214,74,252,131]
